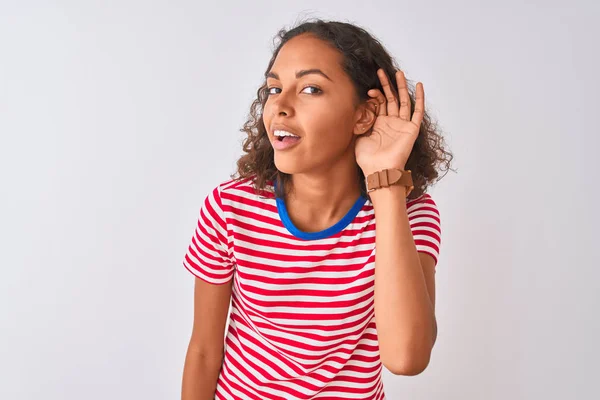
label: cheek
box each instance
[262,102,272,123]
[305,105,355,138]
[304,105,343,129]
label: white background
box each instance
[1,1,598,399]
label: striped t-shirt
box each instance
[183,177,442,400]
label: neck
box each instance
[282,154,364,233]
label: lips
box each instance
[270,123,301,138]
[272,135,301,151]
[269,123,302,151]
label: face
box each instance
[263,34,368,175]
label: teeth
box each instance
[274,130,299,138]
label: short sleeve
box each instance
[407,194,442,267]
[182,185,235,284]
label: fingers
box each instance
[396,70,411,121]
[377,69,399,117]
[367,88,387,116]
[369,68,424,128]
[411,82,425,127]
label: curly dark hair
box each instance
[231,18,454,201]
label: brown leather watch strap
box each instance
[365,168,414,197]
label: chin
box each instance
[273,156,303,175]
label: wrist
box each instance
[369,184,407,207]
[362,164,407,177]
[364,167,413,200]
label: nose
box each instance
[270,89,294,117]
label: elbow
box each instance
[382,350,432,376]
[379,321,436,376]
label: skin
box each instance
[182,34,437,398]
[263,32,438,374]
[263,33,379,232]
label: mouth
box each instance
[273,129,301,141]
[275,135,299,142]
[271,131,302,150]
[275,135,300,142]
[273,129,300,140]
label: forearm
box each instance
[370,185,436,374]
[181,347,223,400]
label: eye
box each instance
[301,85,322,95]
[266,86,323,96]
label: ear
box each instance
[353,98,379,136]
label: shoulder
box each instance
[206,177,254,200]
[216,176,274,198]
[209,175,276,212]
[407,193,443,267]
[406,193,440,217]
[406,193,442,236]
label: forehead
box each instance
[271,34,343,74]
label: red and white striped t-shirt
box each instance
[183,177,442,400]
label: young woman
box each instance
[181,19,453,400]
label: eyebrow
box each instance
[266,68,333,82]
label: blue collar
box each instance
[274,179,368,240]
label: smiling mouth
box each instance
[272,134,301,150]
[273,130,300,141]
[276,135,300,142]
[277,135,295,141]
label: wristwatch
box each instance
[365,168,414,197]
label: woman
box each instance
[181,18,453,400]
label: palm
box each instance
[354,69,425,175]
[355,115,418,172]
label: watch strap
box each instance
[365,168,414,196]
